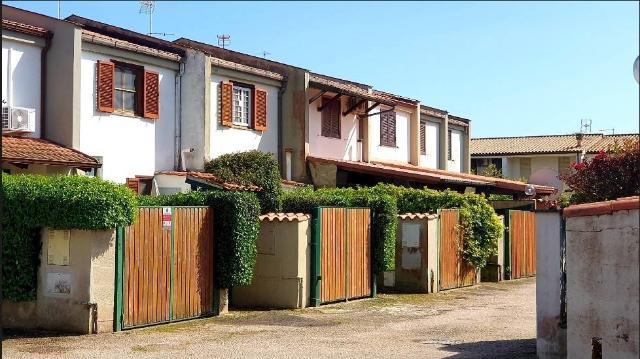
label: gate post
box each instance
[310,207,321,307]
[114,226,124,332]
[504,210,512,280]
[370,209,377,298]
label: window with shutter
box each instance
[380,111,396,147]
[420,121,426,154]
[220,81,233,127]
[252,88,268,131]
[321,98,341,138]
[142,70,160,119]
[447,129,452,160]
[96,60,115,113]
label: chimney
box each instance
[576,132,584,147]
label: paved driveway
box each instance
[2,278,536,358]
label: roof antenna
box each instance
[139,1,174,37]
[262,51,271,59]
[580,118,592,133]
[598,128,615,135]
[217,34,231,49]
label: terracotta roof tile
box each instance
[471,133,639,156]
[398,213,438,220]
[2,19,48,37]
[81,30,181,62]
[2,136,101,168]
[308,73,395,106]
[282,180,309,188]
[155,171,261,192]
[372,90,419,105]
[259,213,311,222]
[563,196,639,218]
[211,56,284,81]
[420,105,448,119]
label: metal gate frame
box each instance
[310,206,375,307]
[114,206,218,331]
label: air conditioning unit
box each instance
[1,106,36,133]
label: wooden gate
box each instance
[439,209,477,290]
[311,207,372,305]
[115,206,214,330]
[506,210,536,279]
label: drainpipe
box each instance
[40,32,53,138]
[174,59,186,170]
[278,76,288,178]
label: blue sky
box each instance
[4,1,639,137]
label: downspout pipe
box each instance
[278,76,288,178]
[40,32,53,138]
[174,58,186,170]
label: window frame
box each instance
[447,129,452,160]
[112,61,143,116]
[231,82,253,127]
[320,96,341,139]
[379,110,397,148]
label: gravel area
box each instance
[2,278,536,358]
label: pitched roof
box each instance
[307,156,555,196]
[372,89,419,105]
[155,171,262,192]
[308,73,396,106]
[1,136,101,168]
[81,29,181,62]
[65,14,184,57]
[2,18,48,37]
[420,105,448,119]
[471,133,639,156]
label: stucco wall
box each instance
[369,105,411,164]
[307,89,361,161]
[566,208,639,359]
[536,211,566,359]
[2,228,116,334]
[209,71,279,160]
[232,219,311,309]
[395,215,438,293]
[79,49,176,183]
[2,35,42,138]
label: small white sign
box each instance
[162,207,172,228]
[46,272,72,296]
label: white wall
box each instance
[79,50,176,183]
[448,129,463,172]
[209,73,279,160]
[369,105,410,164]
[2,38,42,138]
[308,91,360,161]
[420,121,440,169]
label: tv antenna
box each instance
[580,118,592,133]
[217,34,231,49]
[139,1,174,37]
[262,51,271,59]
[598,128,615,135]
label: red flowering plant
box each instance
[560,137,640,204]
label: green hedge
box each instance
[204,150,282,213]
[281,187,397,273]
[2,174,137,302]
[139,190,260,288]
[373,184,503,269]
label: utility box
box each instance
[394,213,439,293]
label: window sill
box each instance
[225,123,264,132]
[320,135,342,140]
[380,144,398,148]
[112,110,146,120]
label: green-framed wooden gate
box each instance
[114,206,216,330]
[438,209,477,291]
[504,209,536,280]
[310,207,374,306]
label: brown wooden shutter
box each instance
[447,129,452,160]
[220,81,233,127]
[126,178,140,194]
[321,99,341,138]
[420,122,426,154]
[252,88,268,131]
[380,111,396,147]
[96,60,115,113]
[142,70,160,119]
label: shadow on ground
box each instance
[437,338,536,358]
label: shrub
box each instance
[204,150,282,213]
[281,187,397,273]
[139,190,260,287]
[2,174,137,302]
[560,138,639,204]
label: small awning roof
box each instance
[308,73,396,106]
[155,171,262,192]
[307,156,556,196]
[2,136,101,169]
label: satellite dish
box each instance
[524,184,537,197]
[634,56,639,84]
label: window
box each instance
[380,111,396,147]
[420,121,426,154]
[114,65,139,114]
[232,85,252,126]
[321,98,341,138]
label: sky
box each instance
[4,1,639,137]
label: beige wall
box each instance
[566,208,639,359]
[232,219,311,309]
[394,215,438,293]
[2,228,116,334]
[2,163,74,175]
